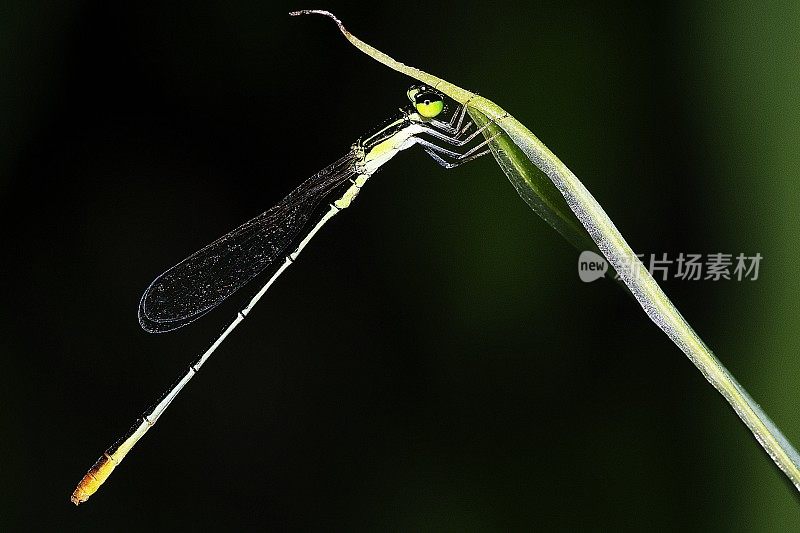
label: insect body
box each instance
[71,85,494,505]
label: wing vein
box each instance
[138,152,357,332]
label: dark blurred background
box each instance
[2,1,799,529]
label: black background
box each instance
[3,1,800,530]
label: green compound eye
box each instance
[415,96,444,118]
[407,85,445,118]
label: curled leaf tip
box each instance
[289,9,348,34]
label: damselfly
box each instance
[71,85,495,505]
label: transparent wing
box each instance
[138,153,357,333]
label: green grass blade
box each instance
[291,9,800,493]
[468,110,595,252]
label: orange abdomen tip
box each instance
[71,453,117,505]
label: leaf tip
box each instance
[289,9,349,35]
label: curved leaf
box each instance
[292,9,800,492]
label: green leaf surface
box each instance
[468,108,595,253]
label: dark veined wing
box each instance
[138,153,357,333]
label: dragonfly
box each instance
[71,84,496,505]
